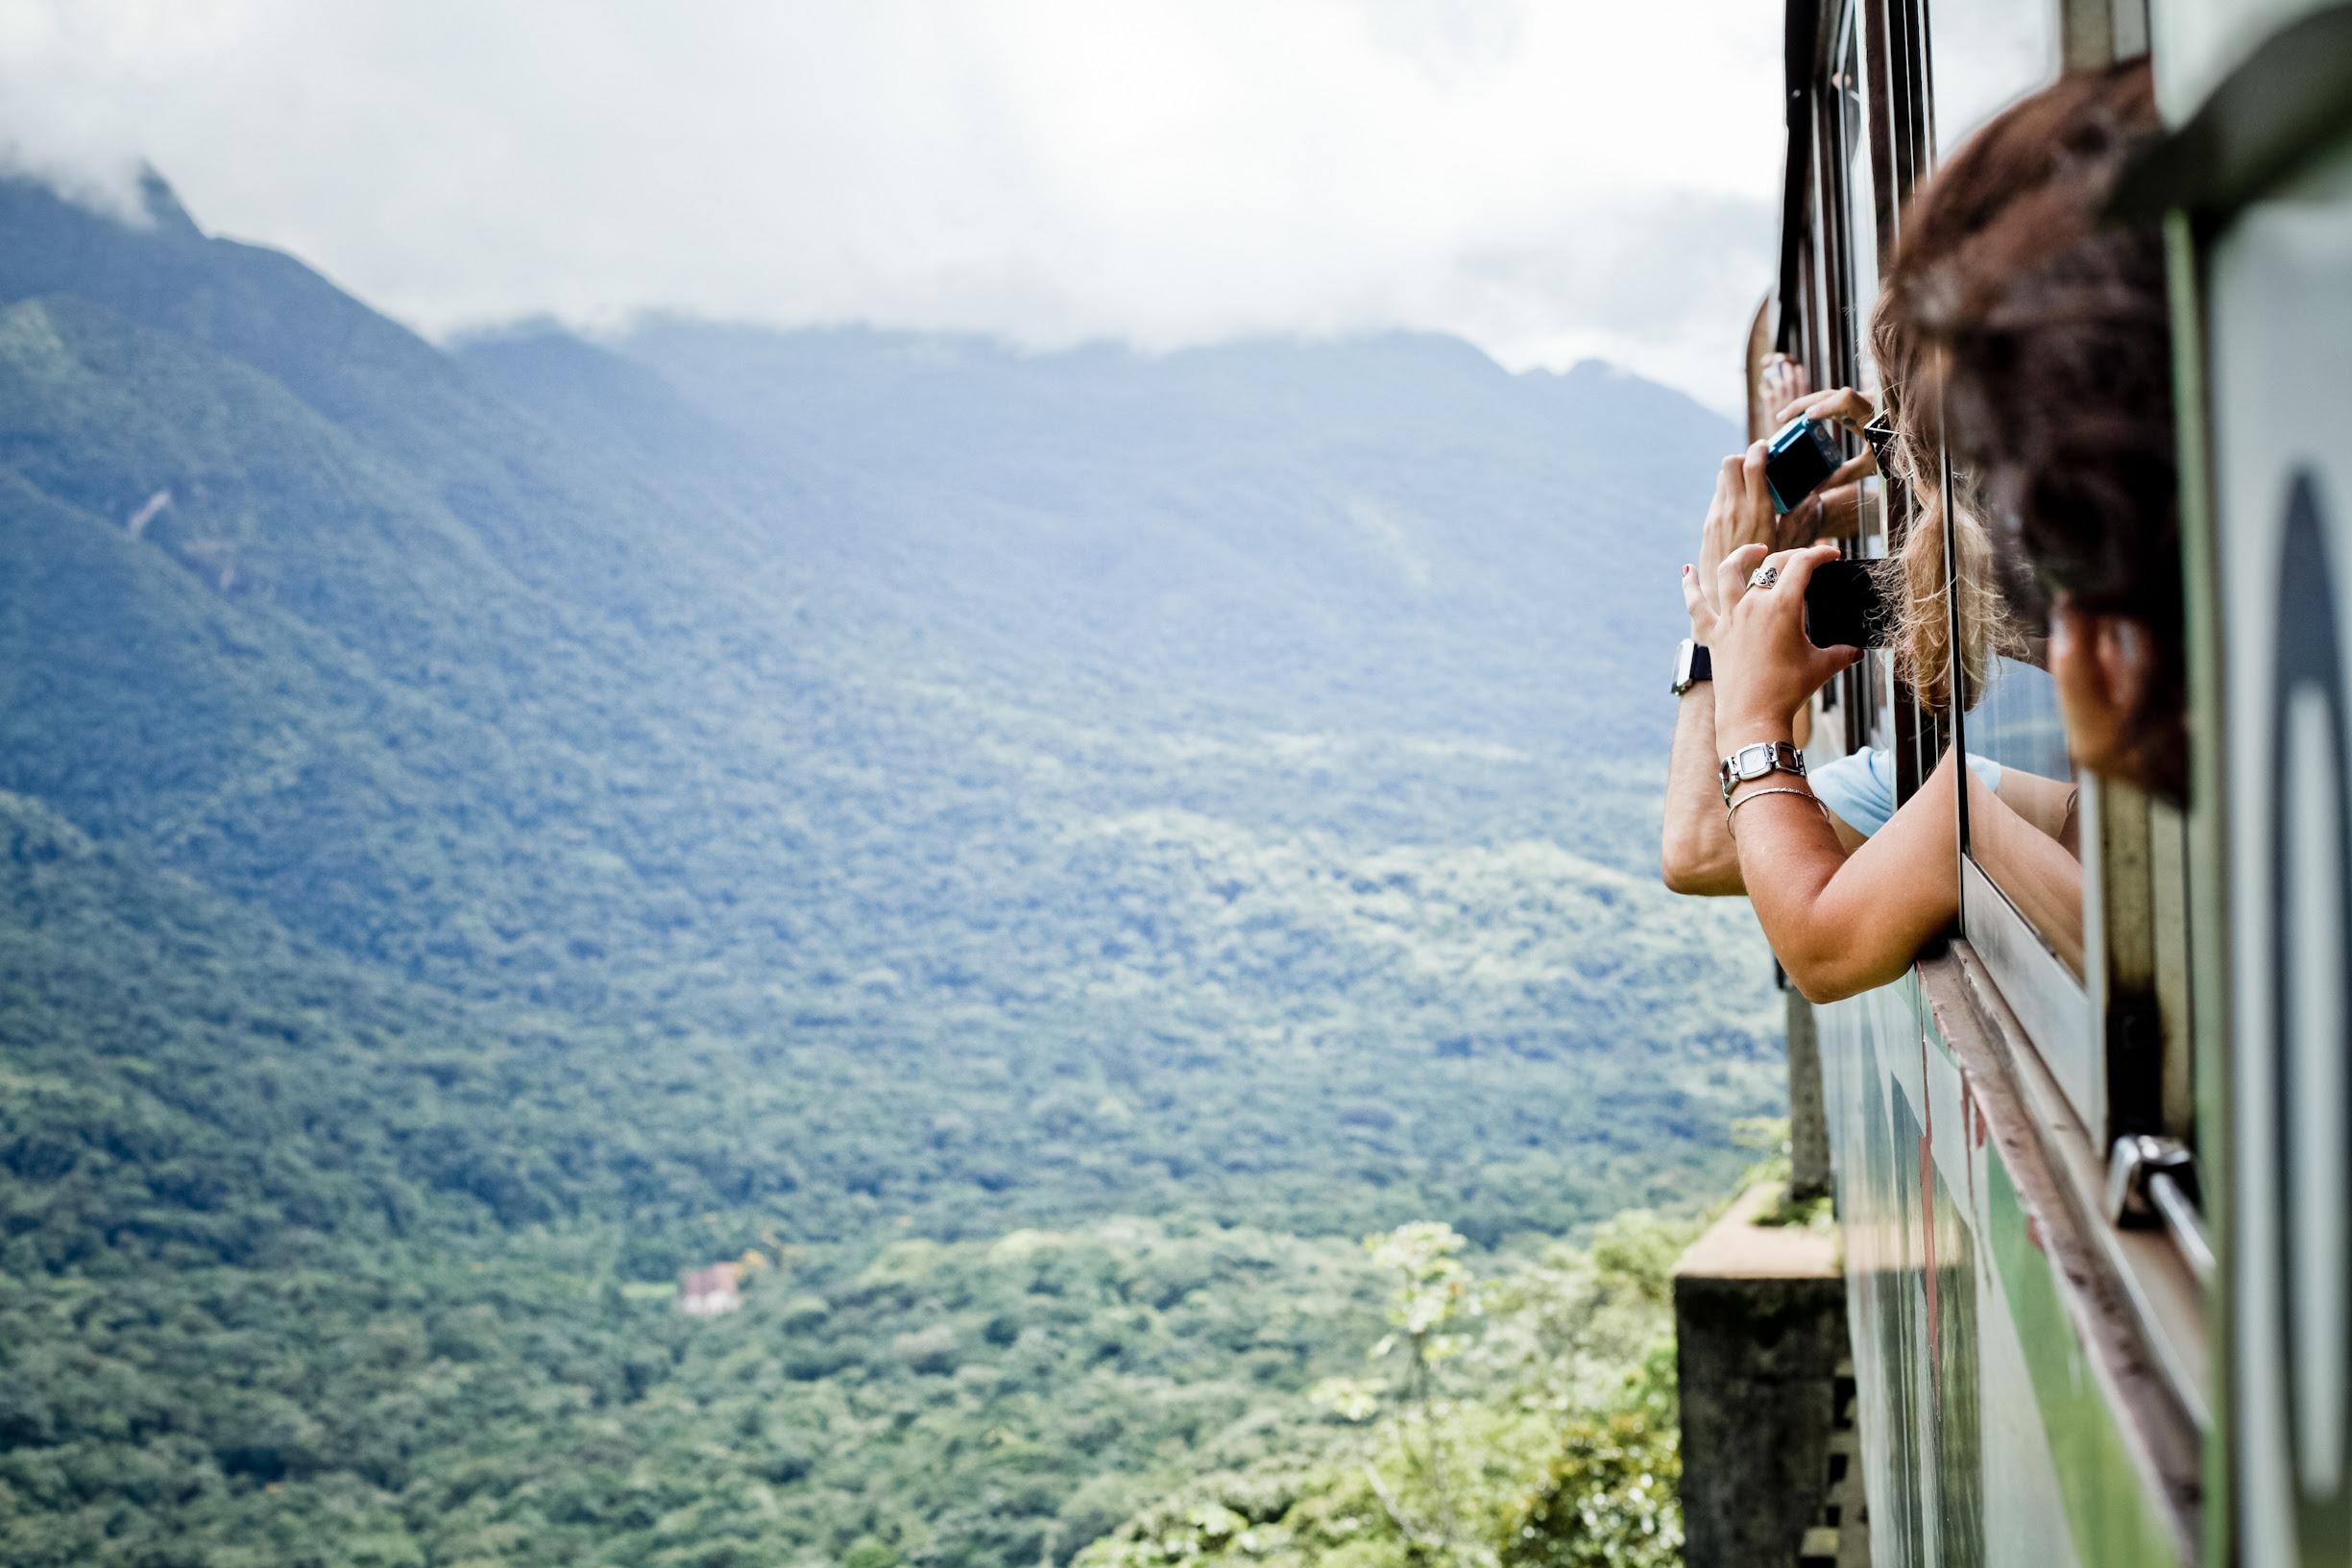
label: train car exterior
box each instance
[1753,1,2352,1563]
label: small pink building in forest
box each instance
[678,1264,740,1316]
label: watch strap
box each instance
[1671,640,1712,696]
[1718,740,1806,806]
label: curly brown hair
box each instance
[1873,59,2184,799]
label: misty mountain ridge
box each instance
[458,316,1725,752]
[0,169,1773,1568]
[4,165,1730,752]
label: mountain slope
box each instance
[461,320,1728,753]
[0,171,1777,1567]
[0,158,1786,1229]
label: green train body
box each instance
[1758,2,2352,1562]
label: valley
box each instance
[0,171,1775,1567]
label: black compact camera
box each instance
[1764,414,1843,514]
[1804,560,1895,650]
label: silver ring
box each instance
[1747,564,1781,591]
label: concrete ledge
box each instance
[1675,1182,1850,1568]
[1677,1181,1840,1281]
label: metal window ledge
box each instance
[1918,942,2206,1562]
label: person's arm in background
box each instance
[1661,455,1770,893]
[1660,390,1876,894]
[1989,768,2080,851]
[1971,769,2087,975]
[1663,679,1743,894]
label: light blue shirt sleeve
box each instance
[1807,747,1895,836]
[1806,746,2005,838]
[1968,753,2005,797]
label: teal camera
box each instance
[1764,415,1842,514]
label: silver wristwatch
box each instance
[1719,740,1806,805]
[1670,639,1712,696]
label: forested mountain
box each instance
[0,170,1775,1566]
[460,317,1727,751]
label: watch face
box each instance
[1721,742,1795,803]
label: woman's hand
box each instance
[1762,356,1882,497]
[1695,381,1882,638]
[1686,540,1860,750]
[1693,449,1782,626]
[1760,353,1809,423]
[1773,385,1882,494]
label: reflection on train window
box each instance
[1968,654,2068,780]
[1835,19,1875,369]
[1960,643,2085,980]
[1925,0,2058,157]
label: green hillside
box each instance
[0,171,1777,1565]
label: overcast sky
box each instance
[0,0,1784,412]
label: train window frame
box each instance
[1783,0,2196,1163]
[1962,856,2100,1119]
[1902,0,2099,1133]
[1915,3,2193,1164]
[1939,496,2102,1130]
[1770,2,2211,1546]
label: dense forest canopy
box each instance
[0,171,1775,1566]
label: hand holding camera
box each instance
[1694,407,1875,630]
[1762,389,1881,512]
[1692,367,1892,658]
[1685,543,1864,754]
[1694,446,1779,627]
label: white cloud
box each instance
[0,0,1783,411]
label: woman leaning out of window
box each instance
[1679,59,2185,1004]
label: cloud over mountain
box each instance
[0,0,1782,410]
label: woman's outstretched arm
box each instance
[1689,524,2082,999]
[1719,739,1964,1002]
[1687,515,1950,1001]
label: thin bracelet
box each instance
[1725,786,1832,841]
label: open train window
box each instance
[1923,7,2186,1158]
[1901,9,2104,1129]
[1787,0,2187,1158]
[1953,609,2097,1121]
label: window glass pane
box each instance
[1842,23,1879,398]
[1964,650,2085,978]
[1928,0,2058,156]
[1969,654,2070,780]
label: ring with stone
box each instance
[1747,564,1781,591]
